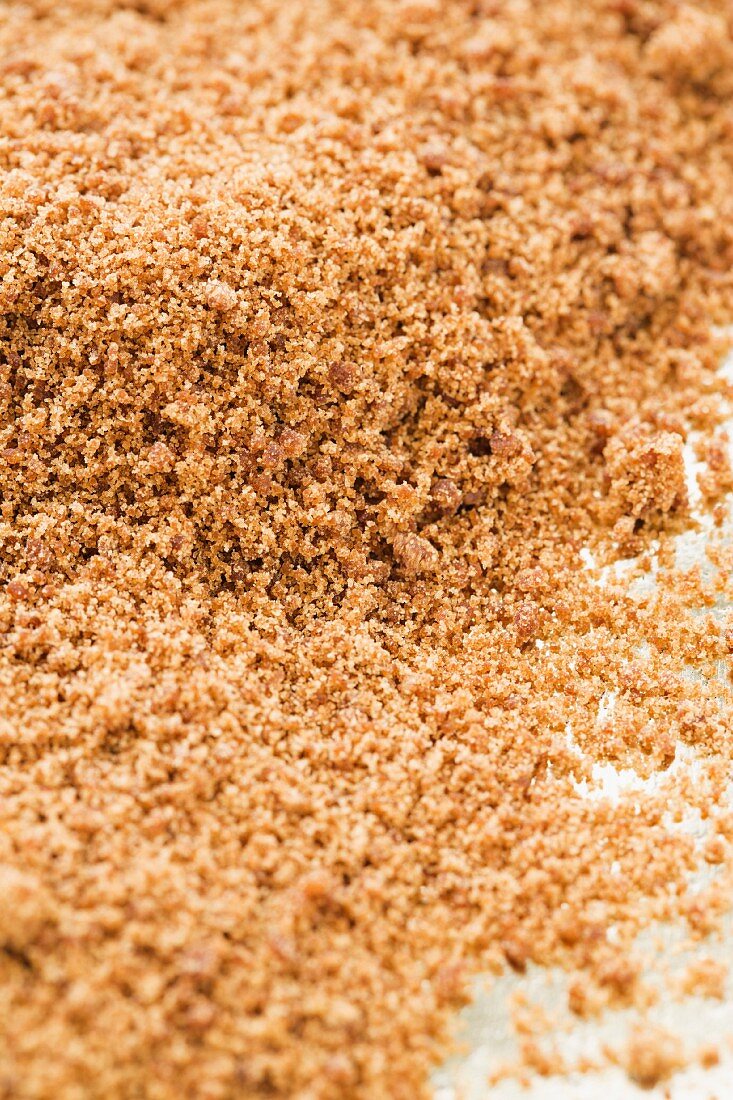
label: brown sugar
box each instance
[696,431,733,504]
[1,1,733,1098]
[603,428,688,523]
[623,1024,686,1090]
[680,956,728,1000]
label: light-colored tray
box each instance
[434,345,733,1098]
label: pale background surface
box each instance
[433,344,733,1097]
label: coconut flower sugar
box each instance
[2,1,733,1097]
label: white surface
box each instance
[433,347,733,1097]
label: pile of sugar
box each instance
[2,1,733,1096]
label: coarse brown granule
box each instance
[698,1042,721,1069]
[622,1023,687,1090]
[680,956,728,1000]
[2,1,733,1097]
[696,430,733,503]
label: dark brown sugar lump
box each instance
[2,1,733,1097]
